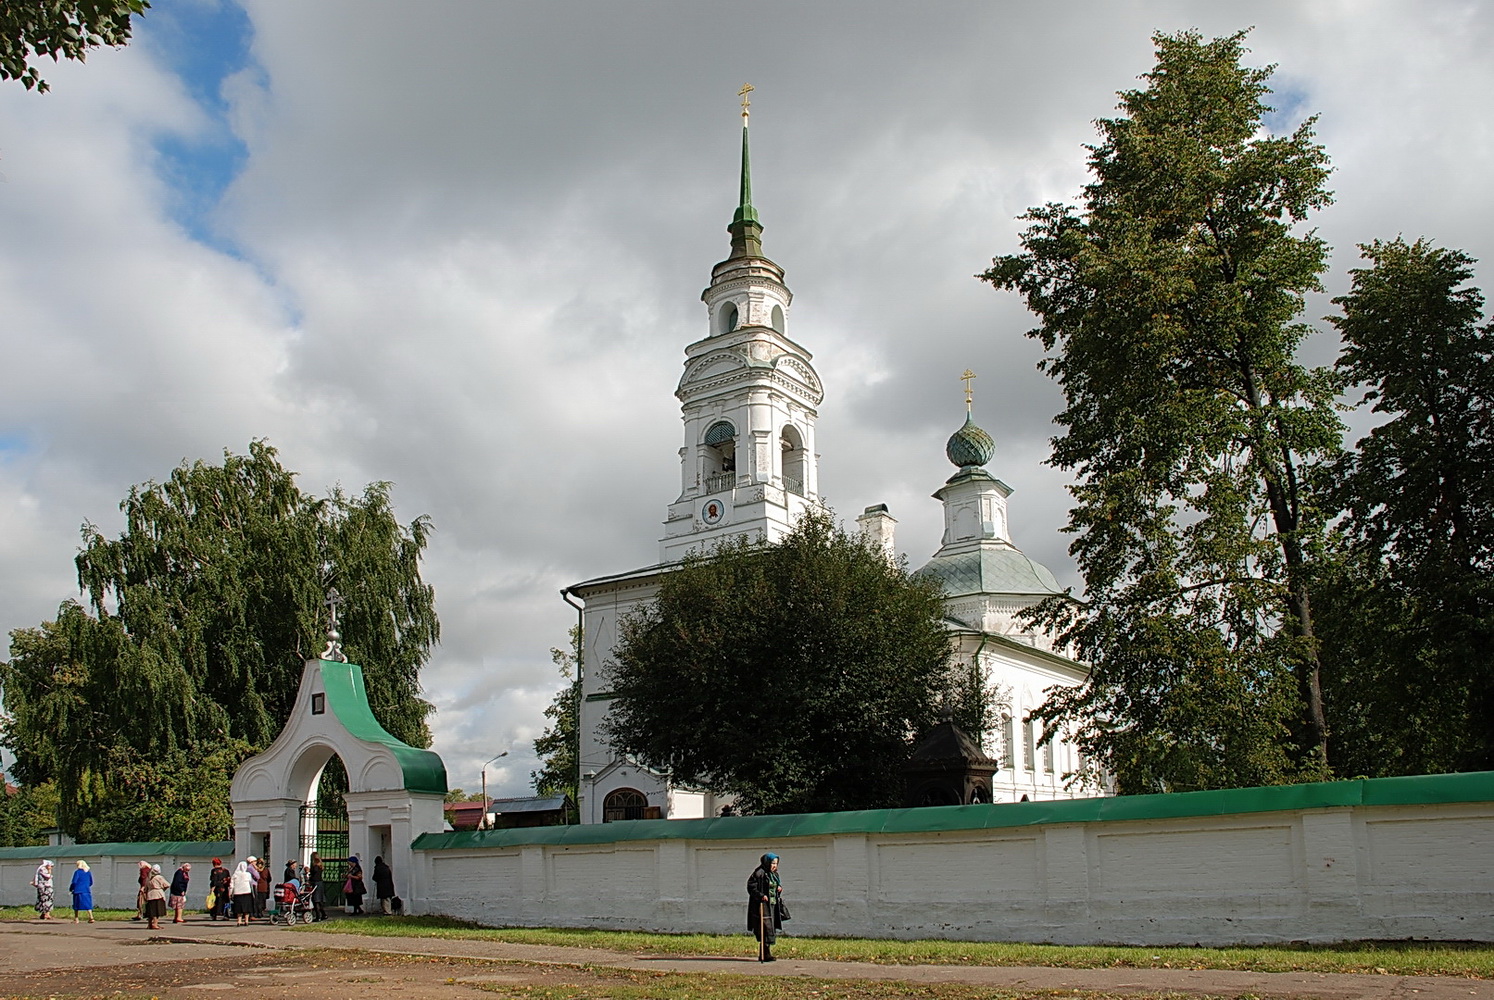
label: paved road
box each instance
[0,917,1488,1000]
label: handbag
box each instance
[343,878,354,894]
[776,898,791,921]
[205,890,216,909]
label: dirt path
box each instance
[0,918,1488,1000]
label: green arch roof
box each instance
[319,659,447,796]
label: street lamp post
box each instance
[480,752,508,831]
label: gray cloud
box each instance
[2,1,1491,797]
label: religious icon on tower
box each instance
[702,499,726,525]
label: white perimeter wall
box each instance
[413,800,1493,945]
[0,849,227,911]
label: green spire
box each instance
[728,85,764,257]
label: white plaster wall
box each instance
[414,801,1494,945]
[0,850,229,910]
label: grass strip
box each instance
[298,916,1494,979]
[471,964,1232,1000]
[0,905,138,921]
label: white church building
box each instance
[563,101,1099,824]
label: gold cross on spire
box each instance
[961,369,977,413]
[739,83,754,121]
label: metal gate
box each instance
[299,803,349,906]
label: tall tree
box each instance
[0,0,148,92]
[0,441,439,838]
[531,626,581,810]
[1316,239,1494,774]
[603,511,952,815]
[981,29,1341,791]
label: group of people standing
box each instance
[25,850,396,927]
[29,859,97,923]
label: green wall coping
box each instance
[410,770,1494,852]
[319,659,448,795]
[0,841,234,861]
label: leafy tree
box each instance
[531,626,581,812]
[0,780,58,848]
[981,29,1341,791]
[1,0,148,93]
[1316,239,1494,775]
[443,789,487,803]
[603,511,952,814]
[0,441,439,838]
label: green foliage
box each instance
[0,441,439,838]
[981,29,1341,791]
[531,626,581,811]
[444,788,487,803]
[0,0,147,93]
[603,511,952,814]
[1316,239,1494,775]
[0,781,58,847]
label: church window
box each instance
[1042,733,1055,774]
[1001,713,1015,770]
[780,424,807,496]
[703,420,737,490]
[771,304,785,332]
[602,787,648,822]
[1022,718,1036,771]
[719,302,739,334]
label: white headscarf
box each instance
[151,863,162,874]
[235,861,248,874]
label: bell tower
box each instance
[661,87,824,562]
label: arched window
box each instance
[703,420,736,493]
[603,788,648,823]
[719,302,739,334]
[771,304,785,332]
[1000,713,1015,770]
[780,424,806,496]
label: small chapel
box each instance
[564,92,1102,824]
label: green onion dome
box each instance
[945,413,995,469]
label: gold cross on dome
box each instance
[961,369,977,412]
[739,83,754,119]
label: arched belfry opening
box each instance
[780,424,807,496]
[230,657,447,914]
[703,420,737,494]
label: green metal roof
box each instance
[411,770,1494,851]
[319,659,448,796]
[915,545,1065,598]
[946,413,995,469]
[0,841,234,861]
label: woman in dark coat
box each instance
[307,851,327,922]
[208,858,231,921]
[372,856,395,914]
[344,855,366,914]
[746,852,785,962]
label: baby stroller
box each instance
[269,881,316,924]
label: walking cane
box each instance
[758,897,769,961]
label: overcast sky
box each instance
[2,1,1491,799]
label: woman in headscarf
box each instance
[229,861,254,927]
[169,862,192,924]
[30,860,54,920]
[344,854,366,914]
[69,860,94,924]
[372,856,396,914]
[307,851,327,922]
[143,864,170,930]
[746,852,785,962]
[207,858,231,921]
